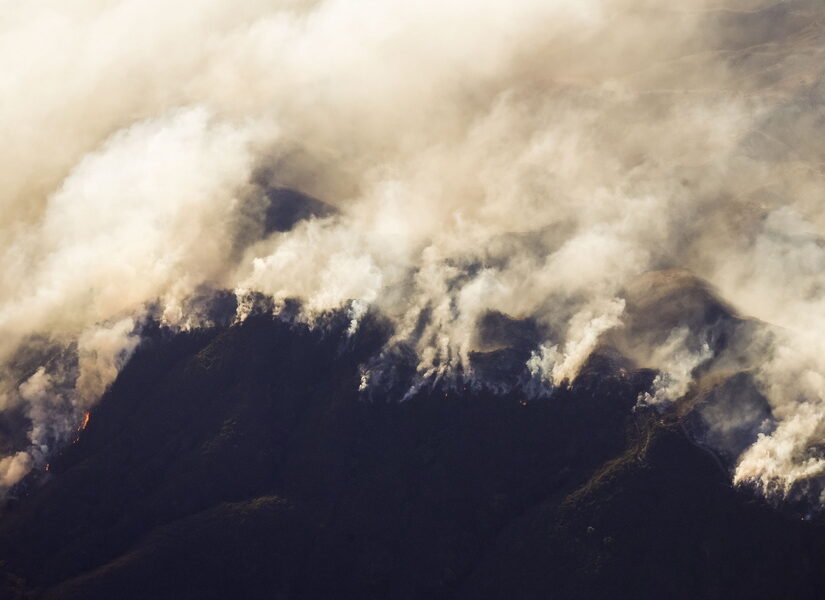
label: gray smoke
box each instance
[2,0,825,503]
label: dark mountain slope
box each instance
[0,314,823,599]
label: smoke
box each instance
[637,327,714,407]
[528,298,625,387]
[2,0,825,502]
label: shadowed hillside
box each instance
[0,314,823,599]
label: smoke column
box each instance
[2,0,825,503]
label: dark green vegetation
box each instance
[1,314,824,599]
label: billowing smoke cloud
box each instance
[2,0,825,503]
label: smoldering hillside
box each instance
[5,312,825,600]
[3,0,825,507]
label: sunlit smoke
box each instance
[2,0,825,504]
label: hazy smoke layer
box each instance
[3,0,825,503]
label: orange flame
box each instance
[79,412,90,431]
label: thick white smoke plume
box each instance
[2,0,825,503]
